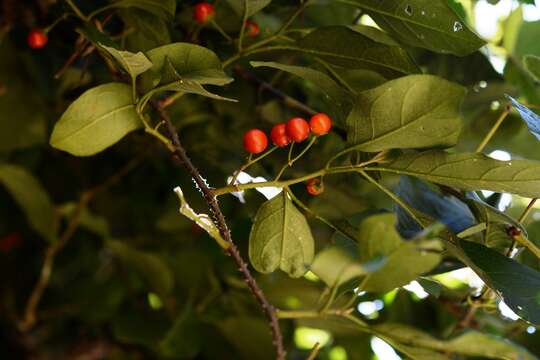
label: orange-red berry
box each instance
[286,117,310,143]
[27,29,48,49]
[245,20,260,37]
[306,178,324,196]
[243,129,268,154]
[309,113,332,136]
[193,2,215,24]
[270,123,291,147]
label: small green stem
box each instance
[65,0,89,22]
[275,137,316,181]
[229,146,279,186]
[44,14,70,33]
[518,198,537,223]
[475,109,510,153]
[276,308,352,319]
[210,19,232,42]
[286,187,340,233]
[87,3,118,20]
[237,0,249,51]
[359,170,427,228]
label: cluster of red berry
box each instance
[243,113,332,154]
[193,2,260,37]
[243,113,332,195]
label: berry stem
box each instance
[229,147,278,187]
[65,0,89,22]
[210,19,232,42]
[275,137,316,181]
[475,106,510,153]
[237,1,250,51]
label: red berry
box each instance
[27,29,48,49]
[193,2,215,24]
[507,226,522,238]
[243,129,268,154]
[306,178,324,196]
[286,117,310,143]
[270,123,291,147]
[245,20,260,37]
[309,113,332,136]
[0,232,22,252]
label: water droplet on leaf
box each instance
[453,21,463,32]
[404,4,413,16]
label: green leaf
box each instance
[374,150,540,199]
[108,0,176,19]
[356,213,402,262]
[249,192,315,278]
[50,83,141,156]
[294,26,420,78]
[226,0,271,17]
[447,331,537,360]
[447,239,540,325]
[524,54,540,82]
[141,42,232,92]
[310,247,373,287]
[0,164,56,243]
[250,61,353,121]
[344,0,485,55]
[374,324,448,360]
[107,239,174,297]
[346,75,465,152]
[160,59,237,102]
[360,240,442,292]
[99,44,152,80]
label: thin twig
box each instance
[151,101,286,360]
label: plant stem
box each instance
[237,0,249,51]
[286,188,341,233]
[475,108,510,153]
[64,0,89,22]
[210,19,232,42]
[151,102,286,360]
[518,198,537,223]
[275,137,316,180]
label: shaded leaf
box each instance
[119,9,171,52]
[524,54,540,82]
[99,44,153,79]
[507,94,540,141]
[395,176,475,239]
[375,150,540,198]
[249,192,315,278]
[447,239,540,325]
[295,26,420,78]
[347,75,465,152]
[250,61,353,121]
[108,239,174,297]
[0,164,56,243]
[447,331,537,360]
[159,306,202,358]
[360,240,442,292]
[345,0,485,55]
[310,246,380,287]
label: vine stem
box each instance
[475,107,510,153]
[17,158,140,332]
[151,102,286,360]
[275,137,317,181]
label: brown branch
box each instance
[17,158,140,332]
[151,101,286,360]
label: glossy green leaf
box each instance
[347,75,465,152]
[99,44,152,79]
[310,247,373,287]
[0,164,56,243]
[108,0,176,19]
[226,0,271,17]
[50,83,141,156]
[524,54,540,82]
[249,192,315,278]
[447,239,540,325]
[356,213,402,262]
[250,61,353,121]
[141,42,232,92]
[343,0,485,55]
[374,150,540,198]
[295,26,420,78]
[107,239,174,297]
[360,240,442,292]
[161,59,237,102]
